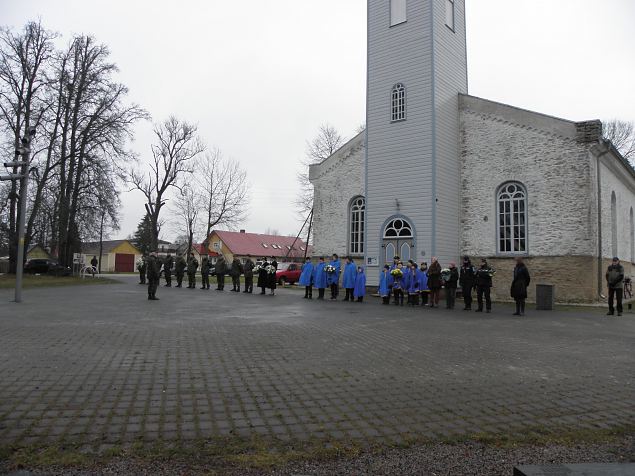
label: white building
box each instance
[309,0,635,303]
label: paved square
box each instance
[0,276,633,452]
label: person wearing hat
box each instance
[606,257,625,316]
[459,256,476,311]
[243,255,255,293]
[445,262,459,309]
[511,257,531,316]
[146,251,161,300]
[390,255,400,271]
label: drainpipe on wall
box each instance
[596,140,611,300]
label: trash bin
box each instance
[535,284,555,310]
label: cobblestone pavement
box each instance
[0,275,633,453]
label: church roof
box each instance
[308,130,365,181]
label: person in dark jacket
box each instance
[243,255,255,293]
[200,256,211,290]
[215,255,227,291]
[459,256,476,310]
[163,253,174,287]
[267,257,278,295]
[475,258,494,313]
[186,253,199,289]
[511,257,531,316]
[258,258,269,295]
[146,251,161,300]
[427,258,442,308]
[445,262,459,309]
[606,257,625,316]
[175,255,186,288]
[230,257,243,292]
[137,256,147,284]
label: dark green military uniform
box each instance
[175,256,186,288]
[137,256,147,284]
[243,257,255,293]
[146,254,161,300]
[164,254,174,287]
[215,256,227,291]
[187,254,199,289]
[230,258,243,292]
[200,256,211,290]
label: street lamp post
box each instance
[1,128,35,303]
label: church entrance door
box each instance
[382,218,415,266]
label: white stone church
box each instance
[309,0,635,303]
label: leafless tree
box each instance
[604,119,635,163]
[197,149,249,250]
[295,124,344,216]
[130,116,205,250]
[264,228,280,236]
[171,184,200,258]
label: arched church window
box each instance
[384,218,413,238]
[391,83,406,122]
[611,191,618,258]
[497,182,527,254]
[349,196,365,255]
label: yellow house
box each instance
[81,240,142,273]
[26,245,52,260]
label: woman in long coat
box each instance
[427,257,442,308]
[266,257,278,295]
[258,258,269,295]
[313,257,328,300]
[511,257,531,316]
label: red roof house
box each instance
[206,230,310,262]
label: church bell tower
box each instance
[365,0,468,269]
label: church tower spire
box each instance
[365,0,468,267]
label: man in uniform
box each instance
[137,255,147,284]
[459,256,476,311]
[200,255,211,290]
[146,251,161,300]
[215,255,227,291]
[230,257,243,292]
[187,252,199,289]
[164,253,174,287]
[606,257,625,316]
[243,255,255,293]
[475,258,493,313]
[175,254,186,288]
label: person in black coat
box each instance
[459,256,476,311]
[475,258,494,313]
[267,257,278,295]
[511,257,531,316]
[258,258,269,295]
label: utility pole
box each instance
[1,127,35,303]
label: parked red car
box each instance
[276,262,302,285]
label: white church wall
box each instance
[309,136,365,259]
[598,153,635,263]
[459,97,597,259]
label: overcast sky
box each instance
[3,0,635,240]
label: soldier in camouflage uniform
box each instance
[164,253,174,287]
[200,255,211,290]
[215,255,227,291]
[230,257,243,292]
[175,255,186,288]
[243,255,255,293]
[146,251,161,300]
[187,253,199,289]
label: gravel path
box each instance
[3,437,633,475]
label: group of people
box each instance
[137,252,280,301]
[296,254,532,316]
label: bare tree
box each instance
[130,116,205,250]
[295,124,344,216]
[604,119,635,163]
[264,228,280,236]
[198,149,249,250]
[172,184,199,258]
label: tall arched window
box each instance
[391,83,406,122]
[349,196,365,255]
[611,191,618,258]
[497,182,527,254]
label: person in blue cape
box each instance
[405,261,420,307]
[391,262,406,306]
[353,266,366,302]
[419,262,429,306]
[313,257,327,300]
[390,255,401,271]
[298,256,314,299]
[342,256,358,302]
[327,253,341,300]
[379,265,391,305]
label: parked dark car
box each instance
[276,262,302,286]
[24,259,72,277]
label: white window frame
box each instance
[497,182,528,255]
[384,218,414,239]
[445,0,455,32]
[390,0,407,27]
[349,196,366,255]
[391,83,406,122]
